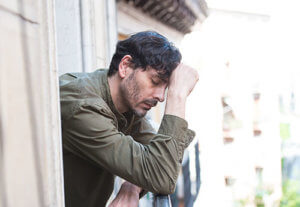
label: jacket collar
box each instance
[98,69,131,127]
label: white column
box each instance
[55,0,83,75]
[79,0,96,72]
[94,0,118,69]
[55,0,117,74]
[0,0,64,206]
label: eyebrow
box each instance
[154,74,168,83]
[147,66,169,83]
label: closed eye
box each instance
[151,79,160,85]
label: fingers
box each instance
[168,63,199,98]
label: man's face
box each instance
[120,67,168,117]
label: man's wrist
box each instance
[167,89,187,102]
[121,182,142,195]
[165,92,186,119]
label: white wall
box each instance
[55,0,118,75]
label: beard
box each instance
[119,71,157,117]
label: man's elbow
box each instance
[150,179,176,195]
[161,183,176,195]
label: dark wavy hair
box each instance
[108,31,181,79]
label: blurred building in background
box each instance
[181,0,300,206]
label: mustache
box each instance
[143,99,158,107]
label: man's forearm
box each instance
[164,91,187,119]
[120,181,142,195]
[108,181,141,207]
[164,63,199,119]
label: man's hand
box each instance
[165,63,199,119]
[108,181,142,207]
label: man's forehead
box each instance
[146,67,169,82]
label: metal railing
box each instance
[153,195,172,207]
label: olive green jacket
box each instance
[59,69,195,207]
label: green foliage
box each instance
[235,197,252,207]
[280,123,291,140]
[255,189,265,207]
[280,180,300,207]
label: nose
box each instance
[153,86,166,102]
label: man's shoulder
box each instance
[59,69,108,103]
[60,93,114,121]
[59,69,115,120]
[59,69,107,88]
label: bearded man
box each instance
[59,31,199,207]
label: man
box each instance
[60,31,199,207]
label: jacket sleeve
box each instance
[62,103,195,195]
[129,116,158,145]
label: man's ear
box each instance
[118,55,132,79]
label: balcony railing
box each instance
[153,195,172,207]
